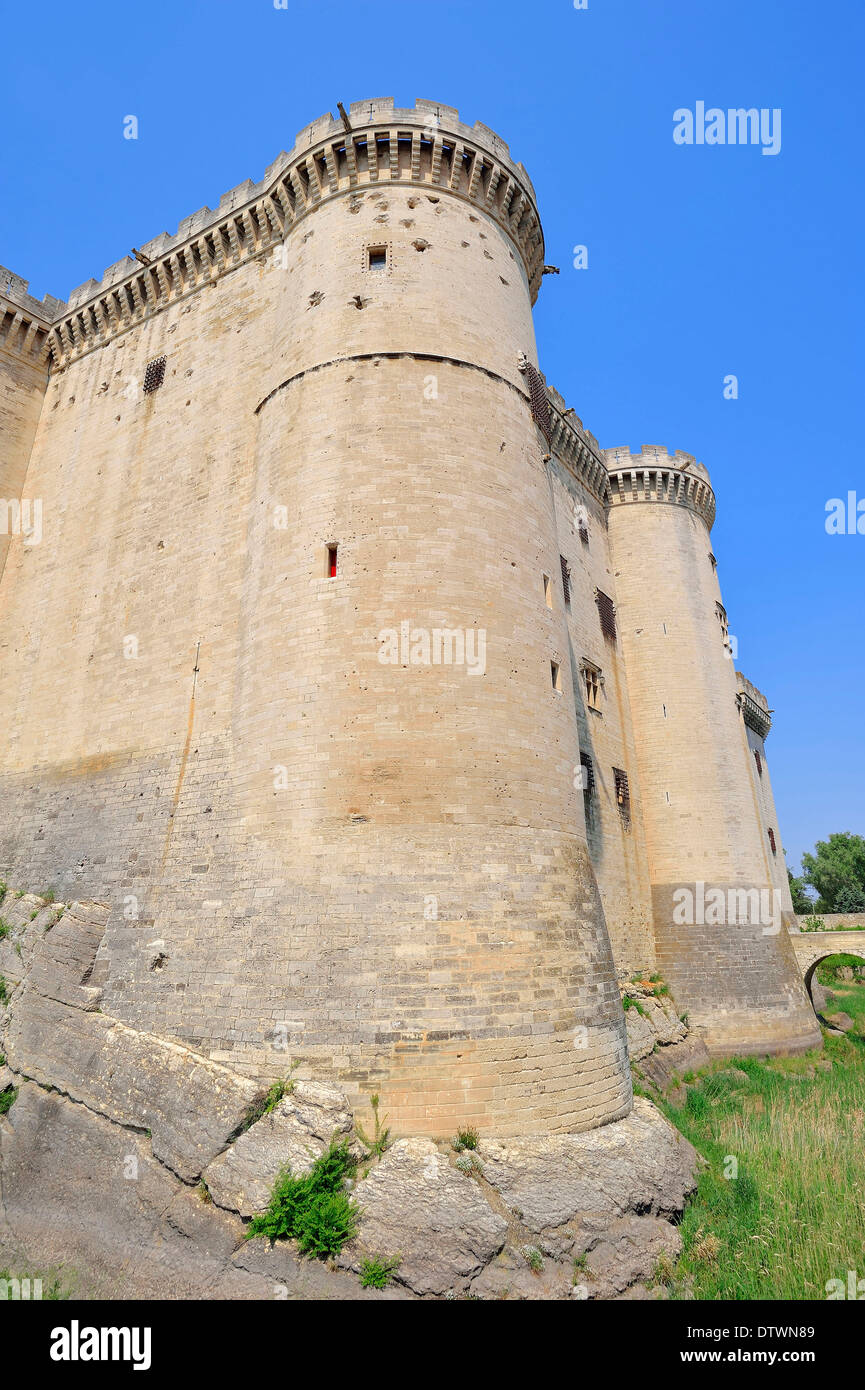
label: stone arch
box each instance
[803,948,865,1013]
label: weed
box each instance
[0,1087,18,1116]
[356,1093,391,1159]
[452,1124,479,1152]
[245,1139,358,1259]
[359,1255,400,1289]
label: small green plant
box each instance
[523,1245,543,1273]
[0,977,8,1005]
[197,1179,212,1204]
[0,1086,18,1116]
[13,890,24,900]
[40,889,55,905]
[0,919,11,939]
[356,1094,391,1159]
[30,911,38,921]
[0,1053,6,1066]
[452,1124,479,1152]
[573,1251,588,1273]
[359,1254,401,1289]
[245,1139,358,1259]
[0,1267,68,1300]
[241,1064,300,1132]
[622,994,647,1016]
[455,1152,481,1176]
[0,880,7,896]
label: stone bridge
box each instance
[789,931,865,998]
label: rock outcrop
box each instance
[0,891,701,1300]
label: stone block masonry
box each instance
[0,99,819,1142]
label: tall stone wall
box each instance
[546,456,654,976]
[604,448,820,1056]
[0,101,631,1137]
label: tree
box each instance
[801,832,865,913]
[787,867,812,915]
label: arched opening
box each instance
[804,951,865,1030]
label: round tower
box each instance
[604,447,819,1055]
[233,100,631,1134]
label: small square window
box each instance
[367,246,388,271]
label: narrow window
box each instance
[580,752,595,825]
[367,246,388,271]
[596,590,617,641]
[613,768,631,827]
[754,750,763,777]
[582,662,602,713]
[543,574,553,608]
[143,355,166,394]
[560,555,571,606]
[578,517,589,544]
[768,827,777,854]
[715,602,729,647]
[326,544,338,578]
[551,660,561,692]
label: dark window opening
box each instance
[551,660,561,692]
[580,752,595,794]
[143,355,166,394]
[596,590,617,641]
[368,246,387,271]
[768,827,777,854]
[613,768,631,827]
[326,544,338,578]
[560,554,571,606]
[754,750,763,777]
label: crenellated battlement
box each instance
[40,99,544,372]
[0,267,65,369]
[545,382,611,504]
[603,445,716,530]
[737,672,773,738]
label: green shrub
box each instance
[0,920,10,939]
[0,1087,18,1116]
[359,1255,400,1289]
[245,1138,358,1259]
[452,1125,479,1152]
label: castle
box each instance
[0,98,820,1139]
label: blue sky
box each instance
[2,0,862,871]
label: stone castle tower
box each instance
[0,98,819,1138]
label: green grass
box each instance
[245,1138,358,1259]
[359,1255,400,1289]
[657,1002,865,1300]
[0,1087,18,1115]
[0,977,8,1005]
[0,1267,69,1300]
[0,919,11,940]
[452,1125,480,1152]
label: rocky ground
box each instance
[0,893,699,1300]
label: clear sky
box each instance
[2,0,862,872]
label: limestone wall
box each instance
[0,102,632,1138]
[604,449,819,1056]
